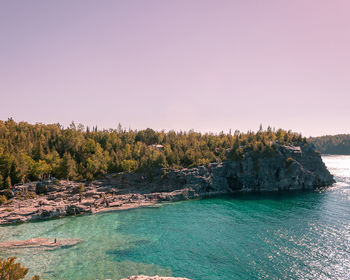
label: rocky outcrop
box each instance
[0,143,334,225]
[108,142,334,194]
[120,276,191,280]
[0,238,81,251]
[183,142,334,192]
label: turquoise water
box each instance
[1,155,350,280]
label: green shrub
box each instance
[286,157,294,167]
[0,256,40,280]
[0,195,7,205]
[79,183,85,193]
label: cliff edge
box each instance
[109,142,334,195]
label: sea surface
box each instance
[1,155,350,280]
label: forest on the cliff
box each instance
[0,119,305,188]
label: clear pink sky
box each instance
[1,1,349,136]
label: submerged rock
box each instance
[0,238,81,251]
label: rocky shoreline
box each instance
[0,143,334,225]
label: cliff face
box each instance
[111,143,334,195]
[208,142,334,192]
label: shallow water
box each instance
[1,155,350,280]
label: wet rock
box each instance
[0,238,81,251]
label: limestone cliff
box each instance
[109,142,334,196]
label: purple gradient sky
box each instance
[1,1,349,136]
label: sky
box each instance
[0,1,349,137]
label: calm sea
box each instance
[0,155,349,280]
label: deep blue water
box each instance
[1,155,350,280]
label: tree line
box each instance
[0,119,305,189]
[310,134,350,155]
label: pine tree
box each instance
[58,153,77,180]
[4,176,11,189]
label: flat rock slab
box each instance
[120,276,191,280]
[0,238,81,250]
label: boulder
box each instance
[35,183,48,195]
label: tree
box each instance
[57,153,77,180]
[121,159,138,172]
[0,119,304,182]
[0,195,7,205]
[31,160,52,180]
[4,176,11,190]
[0,257,40,280]
[32,142,44,161]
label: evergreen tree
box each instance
[0,119,304,181]
[57,153,77,180]
[4,176,11,190]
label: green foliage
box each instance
[311,134,350,155]
[57,153,77,180]
[79,183,85,194]
[0,256,40,280]
[0,195,7,205]
[0,119,303,182]
[31,160,51,180]
[229,147,245,161]
[121,160,138,172]
[4,177,11,190]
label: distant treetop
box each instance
[310,134,350,155]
